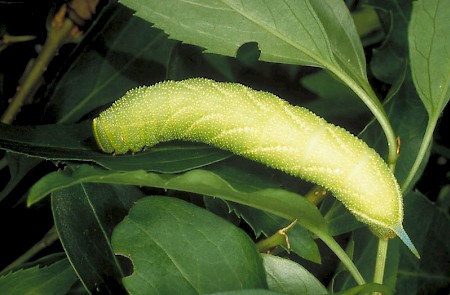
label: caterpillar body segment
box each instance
[93,78,419,257]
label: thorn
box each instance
[392,224,420,259]
[278,219,298,250]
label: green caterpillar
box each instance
[93,78,418,257]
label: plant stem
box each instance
[401,119,435,193]
[305,186,328,206]
[1,226,59,274]
[319,232,366,285]
[0,18,74,124]
[352,6,381,37]
[373,238,389,294]
[329,67,398,167]
[256,219,297,252]
[0,156,7,170]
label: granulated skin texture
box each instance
[93,78,417,256]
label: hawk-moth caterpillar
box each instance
[92,78,418,257]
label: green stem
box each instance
[256,231,288,252]
[1,226,59,274]
[0,156,7,170]
[329,67,398,167]
[401,118,436,193]
[319,232,366,285]
[305,186,328,206]
[256,220,297,252]
[352,6,381,37]
[0,18,73,124]
[369,114,404,292]
[373,238,389,293]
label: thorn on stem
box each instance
[278,219,298,249]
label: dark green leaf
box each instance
[366,0,411,84]
[396,192,450,294]
[47,5,177,123]
[333,191,450,294]
[166,43,236,81]
[201,160,321,263]
[112,196,267,294]
[300,70,370,133]
[436,184,450,212]
[0,152,41,202]
[98,142,232,173]
[0,123,92,161]
[29,164,331,248]
[231,203,321,264]
[119,0,367,84]
[333,282,393,295]
[320,198,362,236]
[0,259,77,295]
[202,197,238,223]
[52,182,144,294]
[210,290,282,295]
[0,122,231,173]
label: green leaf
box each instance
[231,203,321,264]
[0,152,41,202]
[261,254,328,295]
[332,283,393,295]
[51,182,144,293]
[0,122,231,173]
[210,290,283,295]
[201,160,321,263]
[29,164,369,284]
[306,1,368,83]
[166,43,237,81]
[367,0,411,84]
[0,123,91,160]
[409,0,450,118]
[112,196,267,294]
[300,70,369,133]
[320,198,362,236]
[396,192,450,294]
[119,0,366,81]
[29,165,330,240]
[0,259,77,295]
[332,191,450,294]
[202,196,240,223]
[397,0,450,192]
[47,5,177,123]
[436,184,450,212]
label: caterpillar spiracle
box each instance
[93,78,418,257]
